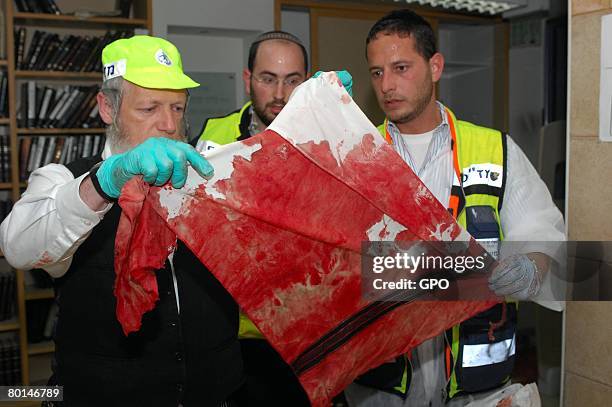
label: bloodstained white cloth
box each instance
[114,72,498,406]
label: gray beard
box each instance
[106,116,189,154]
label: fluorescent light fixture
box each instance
[393,0,524,15]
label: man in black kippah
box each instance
[196,30,311,406]
[196,30,309,150]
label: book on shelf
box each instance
[41,136,56,167]
[0,270,16,321]
[0,6,5,59]
[26,80,36,128]
[0,336,21,386]
[18,30,131,73]
[37,87,56,127]
[24,0,45,13]
[26,136,39,173]
[43,301,58,339]
[31,136,46,174]
[43,86,70,128]
[14,0,62,14]
[117,0,133,18]
[20,83,101,129]
[18,136,32,180]
[0,133,3,183]
[14,27,26,71]
[0,71,8,117]
[18,134,106,180]
[0,128,10,183]
[22,30,42,70]
[14,0,29,14]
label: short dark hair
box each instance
[248,30,309,73]
[366,9,437,60]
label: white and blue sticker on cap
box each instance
[103,59,127,81]
[155,49,172,66]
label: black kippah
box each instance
[252,30,304,47]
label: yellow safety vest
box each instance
[197,101,252,147]
[376,107,516,399]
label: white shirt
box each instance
[344,102,565,407]
[398,130,434,173]
[0,140,184,312]
[0,142,114,278]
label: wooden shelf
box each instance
[17,128,105,135]
[4,0,153,387]
[14,12,147,27]
[28,340,55,356]
[0,318,19,332]
[16,70,101,80]
[24,287,54,301]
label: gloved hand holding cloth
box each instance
[488,253,549,300]
[313,70,353,97]
[93,137,214,199]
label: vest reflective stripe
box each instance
[462,335,516,368]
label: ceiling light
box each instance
[393,0,524,15]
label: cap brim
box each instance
[123,72,200,89]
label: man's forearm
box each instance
[80,174,111,211]
[0,167,110,276]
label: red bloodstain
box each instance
[115,128,497,407]
[34,251,54,268]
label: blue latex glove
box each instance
[488,254,542,300]
[313,70,353,97]
[96,137,214,199]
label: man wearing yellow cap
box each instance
[0,36,243,406]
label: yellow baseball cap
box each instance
[101,35,199,89]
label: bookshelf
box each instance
[13,12,148,26]
[17,127,105,134]
[0,318,19,332]
[0,0,153,387]
[15,70,102,80]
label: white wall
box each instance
[438,24,496,128]
[281,9,311,70]
[152,0,275,108]
[508,42,545,165]
[153,0,274,36]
